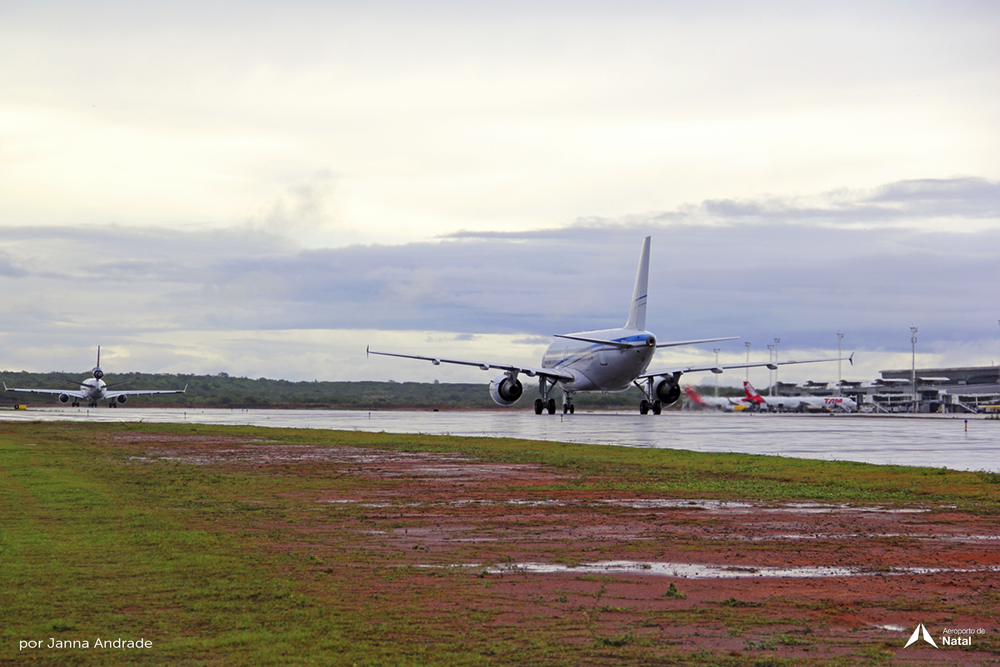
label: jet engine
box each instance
[489,375,523,406]
[654,378,681,406]
[58,393,70,404]
[116,395,128,404]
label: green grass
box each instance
[2,421,999,666]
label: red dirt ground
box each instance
[120,435,1000,664]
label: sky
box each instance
[1,1,999,387]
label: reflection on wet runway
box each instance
[2,407,996,472]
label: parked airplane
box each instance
[742,380,857,412]
[682,386,749,412]
[368,237,851,415]
[3,347,187,408]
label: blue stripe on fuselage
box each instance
[543,334,651,369]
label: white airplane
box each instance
[3,347,187,408]
[368,237,851,415]
[742,380,857,412]
[682,386,749,412]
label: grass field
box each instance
[1,421,998,666]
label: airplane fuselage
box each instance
[542,328,657,393]
[79,378,108,401]
[747,393,857,412]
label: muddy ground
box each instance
[125,434,1000,664]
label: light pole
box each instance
[774,337,781,396]
[712,348,719,398]
[714,348,721,397]
[911,326,918,413]
[767,344,774,394]
[837,332,844,396]
[745,341,751,382]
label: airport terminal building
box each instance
[782,365,1000,413]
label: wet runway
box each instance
[4,406,997,472]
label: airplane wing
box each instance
[104,386,187,399]
[553,334,739,349]
[366,348,575,382]
[3,383,86,398]
[640,353,854,380]
[655,336,739,348]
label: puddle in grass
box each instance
[424,560,1000,579]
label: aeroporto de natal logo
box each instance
[904,623,984,648]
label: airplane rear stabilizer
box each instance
[624,236,650,330]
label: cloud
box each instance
[0,251,27,277]
[3,3,999,244]
[249,171,342,241]
[1,177,998,382]
[635,177,1000,229]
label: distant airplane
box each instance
[3,347,187,408]
[368,237,852,415]
[742,380,857,412]
[682,386,749,412]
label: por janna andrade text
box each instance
[20,638,152,650]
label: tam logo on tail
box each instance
[743,381,766,403]
[683,386,707,406]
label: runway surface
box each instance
[3,407,997,472]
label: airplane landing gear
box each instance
[534,398,556,414]
[635,374,678,415]
[535,378,558,415]
[562,392,575,414]
[639,399,662,414]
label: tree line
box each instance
[0,370,743,410]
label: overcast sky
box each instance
[1,1,998,387]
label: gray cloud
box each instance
[645,177,1000,227]
[0,251,28,277]
[1,176,998,377]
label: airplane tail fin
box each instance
[683,386,706,406]
[93,346,104,380]
[743,380,764,401]
[624,236,650,330]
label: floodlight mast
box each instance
[714,348,721,397]
[773,338,781,396]
[837,332,844,396]
[767,344,774,394]
[910,327,918,413]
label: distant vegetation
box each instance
[0,369,744,410]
